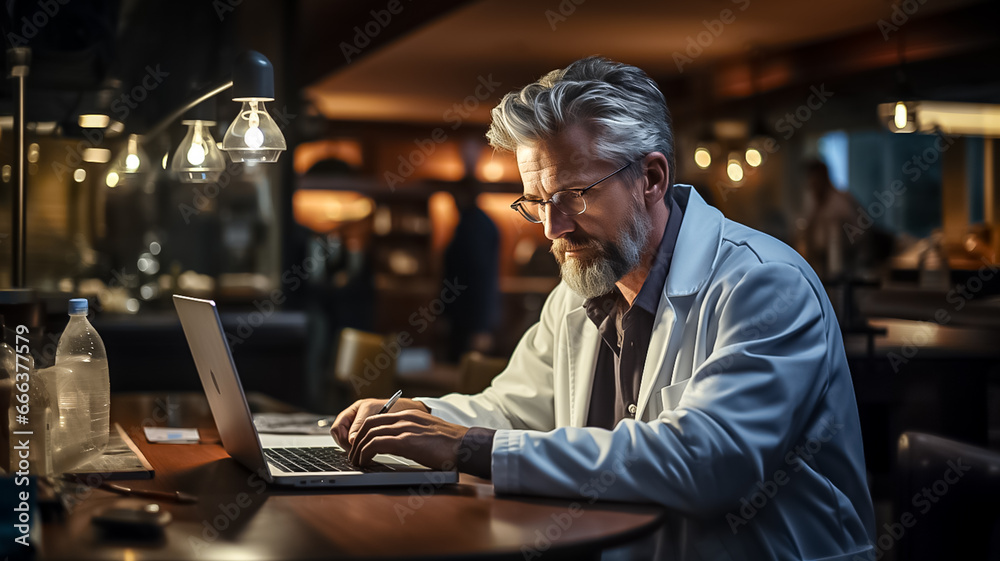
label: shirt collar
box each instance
[584,195,685,325]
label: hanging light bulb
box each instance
[894,101,907,130]
[726,152,744,183]
[223,99,284,162]
[172,120,226,183]
[694,146,712,169]
[106,134,150,187]
[221,51,286,163]
[125,135,142,171]
[879,101,917,133]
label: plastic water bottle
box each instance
[1,316,53,476]
[52,298,110,472]
[0,316,15,472]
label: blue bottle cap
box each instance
[68,298,89,315]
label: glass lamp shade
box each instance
[106,134,150,187]
[172,120,226,183]
[222,100,286,163]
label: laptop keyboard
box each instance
[264,447,394,473]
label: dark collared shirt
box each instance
[584,195,683,428]
[456,196,684,478]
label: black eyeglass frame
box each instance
[509,160,636,224]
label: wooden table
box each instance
[37,393,666,560]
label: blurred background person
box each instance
[442,173,501,363]
[797,159,862,281]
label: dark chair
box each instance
[331,328,398,402]
[457,351,508,395]
[895,431,1000,560]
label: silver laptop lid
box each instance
[173,294,274,481]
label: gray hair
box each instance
[486,56,675,188]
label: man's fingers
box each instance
[347,401,383,445]
[349,414,420,465]
[355,434,409,466]
[330,402,361,448]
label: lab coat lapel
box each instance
[635,296,677,419]
[565,306,600,427]
[635,185,724,419]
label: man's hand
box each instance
[348,409,469,470]
[330,397,429,450]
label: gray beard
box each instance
[552,204,652,299]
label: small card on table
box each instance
[143,427,200,444]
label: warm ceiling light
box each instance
[893,102,907,130]
[482,160,504,182]
[173,120,225,183]
[82,148,112,163]
[745,147,762,168]
[222,51,286,163]
[107,134,149,187]
[878,101,916,133]
[726,152,744,183]
[78,114,110,128]
[73,168,86,182]
[694,146,712,169]
[106,120,125,135]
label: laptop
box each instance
[173,294,459,488]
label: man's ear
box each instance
[641,152,669,208]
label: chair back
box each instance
[895,431,1000,560]
[333,328,397,401]
[458,351,508,394]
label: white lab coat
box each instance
[419,185,876,560]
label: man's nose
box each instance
[543,207,575,240]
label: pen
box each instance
[101,482,198,504]
[378,389,403,415]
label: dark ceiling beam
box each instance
[658,1,999,118]
[293,0,479,90]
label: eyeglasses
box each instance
[510,161,634,224]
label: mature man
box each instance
[332,57,875,560]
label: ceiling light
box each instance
[880,101,916,133]
[694,146,712,169]
[880,101,1000,136]
[78,114,110,128]
[107,134,150,186]
[222,51,286,163]
[173,120,226,182]
[726,152,744,183]
[82,148,112,163]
